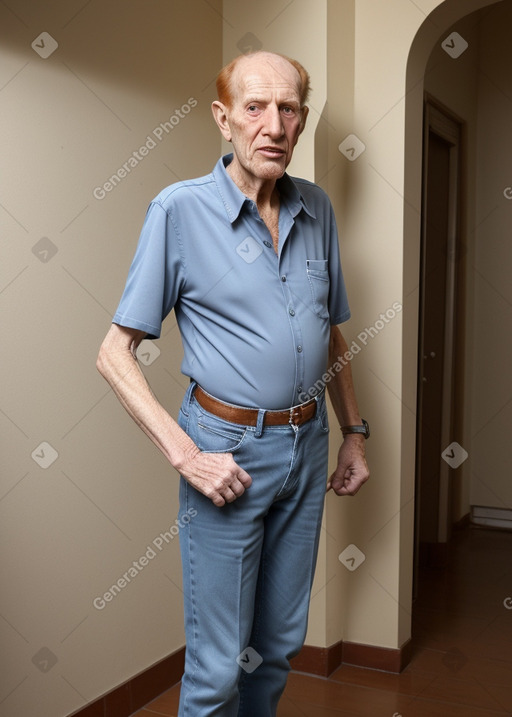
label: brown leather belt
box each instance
[193,386,316,427]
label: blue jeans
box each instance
[177,382,329,716]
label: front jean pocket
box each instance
[192,411,248,454]
[306,259,330,319]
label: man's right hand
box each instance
[178,450,252,507]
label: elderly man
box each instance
[97,51,369,716]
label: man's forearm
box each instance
[96,324,252,506]
[326,325,363,429]
[96,325,198,472]
[325,325,369,495]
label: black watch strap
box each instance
[341,419,370,439]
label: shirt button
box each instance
[289,308,295,316]
[297,386,303,393]
[263,240,272,248]
[281,275,287,282]
[297,345,303,353]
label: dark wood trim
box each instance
[290,639,343,676]
[69,637,412,716]
[66,648,185,717]
[291,638,412,676]
[454,512,470,530]
[342,638,412,674]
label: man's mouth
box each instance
[258,147,286,158]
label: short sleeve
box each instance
[112,201,184,339]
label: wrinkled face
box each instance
[216,53,307,185]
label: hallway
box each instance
[133,526,512,716]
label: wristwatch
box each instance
[341,419,370,439]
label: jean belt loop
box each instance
[315,385,326,405]
[187,380,197,409]
[254,409,266,438]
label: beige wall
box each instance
[1,0,508,716]
[0,2,222,716]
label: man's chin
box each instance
[229,155,289,185]
[254,157,288,179]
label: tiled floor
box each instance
[133,526,512,716]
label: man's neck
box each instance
[226,159,280,213]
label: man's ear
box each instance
[298,105,309,136]
[211,101,232,142]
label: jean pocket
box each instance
[193,413,248,454]
[306,259,330,319]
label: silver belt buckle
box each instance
[289,404,304,426]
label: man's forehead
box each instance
[232,54,301,99]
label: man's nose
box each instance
[263,105,284,137]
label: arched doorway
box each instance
[403,0,510,631]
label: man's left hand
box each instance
[327,435,369,496]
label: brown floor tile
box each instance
[485,683,512,714]
[330,662,437,696]
[394,695,508,716]
[131,683,180,716]
[279,672,406,715]
[415,672,508,711]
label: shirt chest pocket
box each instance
[306,259,330,319]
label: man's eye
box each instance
[248,105,258,112]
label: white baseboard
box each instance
[471,505,512,530]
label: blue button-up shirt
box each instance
[113,154,350,409]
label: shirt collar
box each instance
[212,153,316,223]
